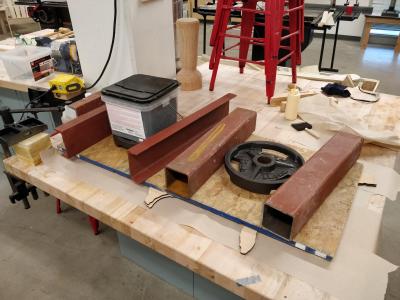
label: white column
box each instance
[67,0,176,90]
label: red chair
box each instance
[209,0,304,103]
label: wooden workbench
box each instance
[0,33,73,92]
[3,63,400,299]
[360,14,400,53]
[0,59,58,92]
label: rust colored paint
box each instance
[128,93,236,183]
[56,106,111,158]
[69,92,104,116]
[165,108,257,197]
[263,131,364,240]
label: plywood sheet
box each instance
[80,134,362,258]
[80,136,130,174]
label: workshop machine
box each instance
[50,39,82,75]
[14,0,71,29]
[0,105,63,209]
[0,85,83,209]
[382,0,399,17]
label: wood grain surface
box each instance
[4,63,398,299]
[3,155,336,300]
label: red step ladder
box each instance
[209,0,304,103]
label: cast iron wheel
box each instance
[224,141,305,194]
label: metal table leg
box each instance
[318,27,327,71]
[320,18,340,72]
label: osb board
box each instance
[79,135,363,258]
[80,136,130,174]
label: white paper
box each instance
[359,161,400,201]
[298,94,400,149]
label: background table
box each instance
[360,14,400,53]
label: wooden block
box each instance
[13,132,51,165]
[176,18,202,91]
[341,74,356,88]
[280,101,287,113]
[239,227,257,255]
[270,91,317,107]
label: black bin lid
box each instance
[101,74,179,104]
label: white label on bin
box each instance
[105,102,146,139]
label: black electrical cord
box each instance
[85,0,117,90]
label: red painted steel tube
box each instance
[278,50,295,64]
[223,42,241,52]
[223,34,265,42]
[221,56,265,65]
[128,93,236,183]
[263,132,364,240]
[165,108,257,197]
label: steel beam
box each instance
[69,92,103,116]
[165,108,256,197]
[128,93,236,183]
[263,131,363,240]
[55,106,111,158]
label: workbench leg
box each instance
[88,216,100,235]
[56,199,62,214]
[360,21,372,49]
[395,34,400,54]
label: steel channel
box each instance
[128,93,236,183]
[55,105,111,158]
[263,131,363,240]
[69,92,103,116]
[165,108,257,198]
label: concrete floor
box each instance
[0,23,399,300]
[0,164,192,300]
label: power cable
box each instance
[85,0,117,90]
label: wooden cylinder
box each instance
[176,18,202,91]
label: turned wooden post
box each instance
[176,18,202,91]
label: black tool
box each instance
[224,141,304,194]
[291,122,320,139]
[1,105,64,209]
[291,122,312,132]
